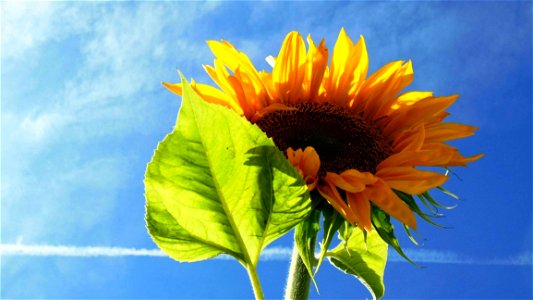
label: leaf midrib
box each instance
[189,96,255,266]
[147,170,243,259]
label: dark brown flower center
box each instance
[255,103,393,176]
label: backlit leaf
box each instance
[145,77,312,266]
[327,228,388,299]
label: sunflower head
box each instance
[164,28,482,236]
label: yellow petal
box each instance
[191,83,244,115]
[328,29,368,105]
[359,60,414,120]
[392,91,433,109]
[273,31,307,103]
[304,35,328,101]
[207,39,263,86]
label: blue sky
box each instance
[1,1,531,299]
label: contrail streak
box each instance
[1,244,530,266]
[0,244,291,261]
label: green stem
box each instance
[247,264,265,300]
[284,239,316,300]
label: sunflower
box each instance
[163,28,482,232]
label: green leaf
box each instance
[315,206,344,274]
[327,228,388,300]
[145,77,312,266]
[295,209,320,279]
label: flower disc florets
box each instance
[256,102,392,176]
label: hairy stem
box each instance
[284,236,317,299]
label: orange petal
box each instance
[393,123,426,152]
[376,166,448,195]
[226,74,254,119]
[424,122,478,143]
[356,60,412,119]
[318,181,358,225]
[325,172,366,193]
[287,147,320,191]
[366,179,417,229]
[340,169,378,185]
[384,94,458,137]
[162,82,183,96]
[378,144,456,169]
[301,147,320,181]
[251,103,297,123]
[347,192,372,231]
[446,152,484,166]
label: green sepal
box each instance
[295,209,321,282]
[327,227,388,299]
[420,191,457,210]
[437,186,460,200]
[371,206,416,265]
[395,191,448,229]
[145,76,312,266]
[315,205,344,274]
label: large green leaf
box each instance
[145,78,312,266]
[327,229,388,300]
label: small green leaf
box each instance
[315,206,344,274]
[145,77,312,266]
[295,209,320,278]
[327,228,388,300]
[339,220,355,244]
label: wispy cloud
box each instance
[2,244,531,266]
[1,1,221,245]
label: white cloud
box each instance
[1,2,92,59]
[1,2,222,245]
